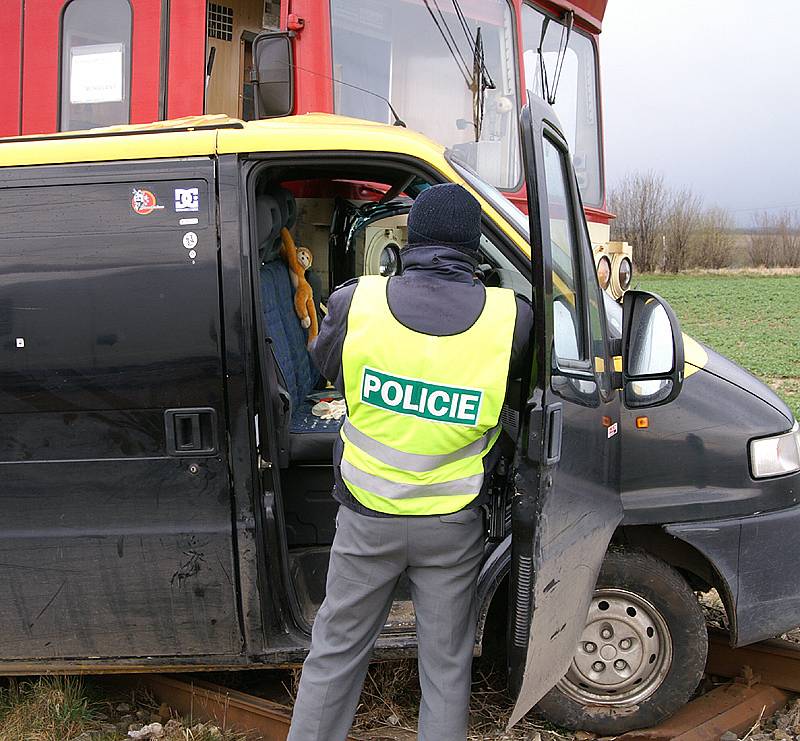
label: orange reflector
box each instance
[602,416,612,427]
[636,416,649,429]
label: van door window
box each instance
[542,136,587,365]
[582,227,614,397]
[60,0,132,131]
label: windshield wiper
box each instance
[538,10,574,105]
[471,26,496,141]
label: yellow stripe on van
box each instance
[0,113,527,258]
[612,333,708,380]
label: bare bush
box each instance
[609,171,668,273]
[692,207,735,268]
[663,188,702,273]
[748,212,781,267]
[610,171,759,272]
[778,210,800,267]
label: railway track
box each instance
[117,631,800,740]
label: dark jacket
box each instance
[310,245,533,516]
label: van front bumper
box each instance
[666,489,800,646]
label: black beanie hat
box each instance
[407,183,481,256]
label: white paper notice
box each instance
[70,43,124,104]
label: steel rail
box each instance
[116,632,800,741]
[121,674,364,741]
[618,630,800,740]
[707,628,800,693]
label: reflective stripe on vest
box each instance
[340,275,517,516]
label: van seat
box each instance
[260,258,319,407]
[289,402,343,461]
[258,187,342,463]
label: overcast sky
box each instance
[600,0,800,223]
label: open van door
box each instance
[506,98,625,727]
[506,97,686,726]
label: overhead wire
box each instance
[422,0,472,86]
[431,0,472,76]
[422,0,499,141]
[451,0,495,90]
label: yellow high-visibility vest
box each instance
[340,275,517,515]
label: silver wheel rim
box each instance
[556,587,673,706]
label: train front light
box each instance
[596,255,611,290]
[618,256,632,291]
[610,255,633,298]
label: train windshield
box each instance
[330,0,520,190]
[522,5,603,207]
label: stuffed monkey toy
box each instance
[279,227,319,346]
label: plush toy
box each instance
[279,227,318,346]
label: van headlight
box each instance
[750,422,800,478]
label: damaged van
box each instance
[0,101,797,735]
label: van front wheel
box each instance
[534,550,708,735]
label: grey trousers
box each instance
[286,504,485,741]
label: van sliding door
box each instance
[0,158,241,662]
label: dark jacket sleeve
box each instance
[309,281,357,394]
[509,294,534,378]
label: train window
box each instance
[330,0,520,190]
[60,0,132,132]
[522,4,602,208]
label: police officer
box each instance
[287,183,533,741]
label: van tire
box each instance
[534,550,707,735]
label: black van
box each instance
[0,102,797,735]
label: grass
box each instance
[635,271,800,419]
[334,660,574,740]
[0,676,251,741]
[0,677,98,741]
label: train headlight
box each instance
[610,255,633,298]
[379,243,401,276]
[596,255,611,290]
[750,422,800,478]
[618,257,632,291]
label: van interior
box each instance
[250,162,527,632]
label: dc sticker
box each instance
[131,188,164,215]
[175,187,200,213]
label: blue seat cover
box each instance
[260,258,342,435]
[260,259,317,407]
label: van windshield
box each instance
[330,0,520,190]
[450,156,530,241]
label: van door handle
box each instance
[527,402,562,465]
[165,408,218,456]
[545,404,563,465]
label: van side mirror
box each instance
[621,290,684,408]
[253,32,294,119]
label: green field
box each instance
[637,272,800,419]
